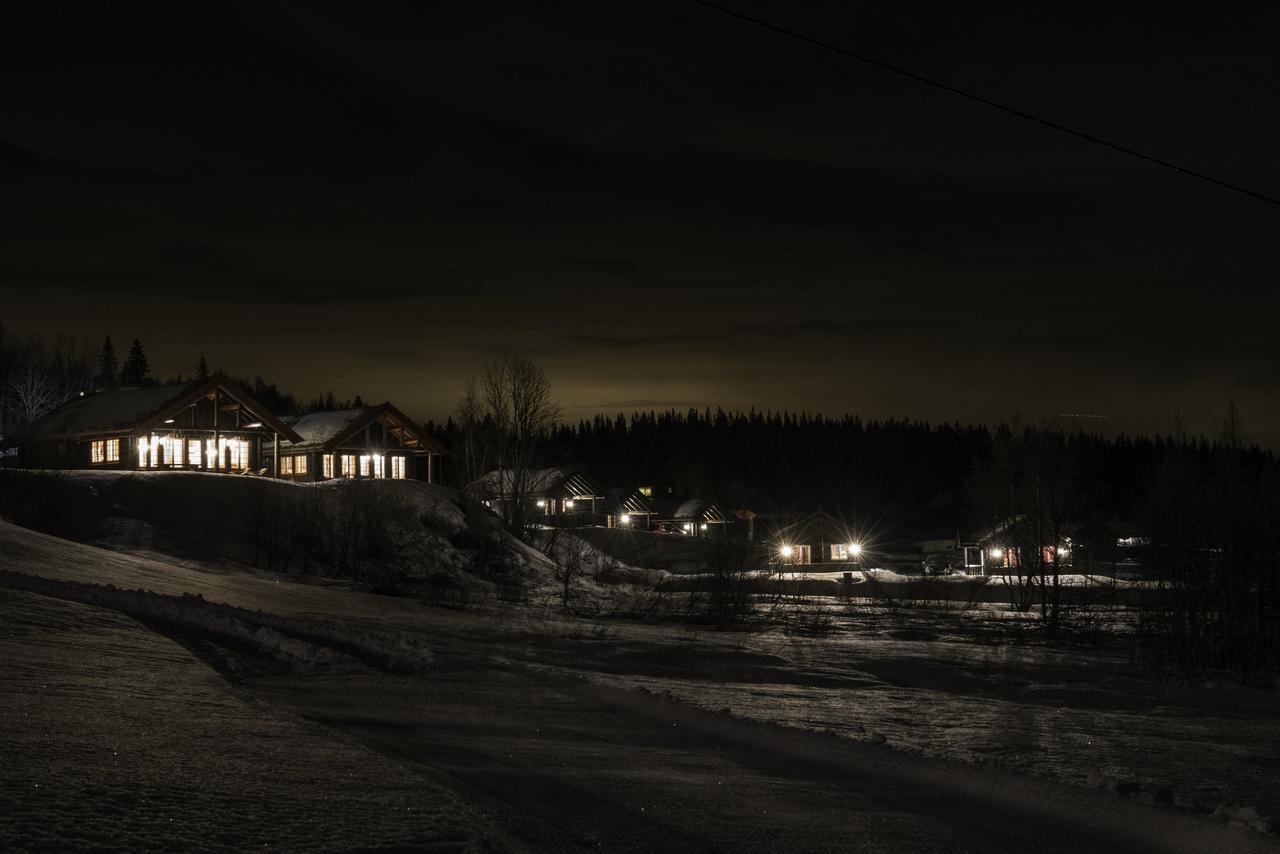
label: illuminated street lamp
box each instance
[849,542,863,569]
[780,544,794,563]
[619,513,631,526]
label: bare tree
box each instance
[5,362,60,428]
[542,527,587,610]
[480,353,561,537]
[967,422,1086,632]
[0,329,94,435]
[454,377,490,492]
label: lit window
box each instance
[831,544,849,561]
[372,455,385,479]
[295,455,307,475]
[91,440,106,464]
[323,454,334,479]
[782,545,811,565]
[341,455,356,478]
[188,440,202,468]
[280,456,294,476]
[390,456,406,479]
[638,486,653,497]
[105,438,120,462]
[165,436,183,466]
[359,455,371,477]
[137,438,149,468]
[220,438,250,471]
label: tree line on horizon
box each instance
[429,407,1271,527]
[0,327,370,437]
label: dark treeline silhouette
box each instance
[0,325,373,437]
[430,409,1275,536]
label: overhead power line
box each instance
[689,0,1280,209]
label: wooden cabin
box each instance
[770,510,864,565]
[0,376,302,474]
[603,487,657,529]
[474,468,605,524]
[275,403,446,482]
[651,497,731,537]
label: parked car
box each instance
[921,554,960,576]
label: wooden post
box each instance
[212,390,220,471]
[273,432,280,478]
[427,453,434,484]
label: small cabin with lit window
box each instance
[603,487,657,529]
[274,403,445,482]
[651,498,731,537]
[0,377,303,474]
[473,468,605,524]
[770,510,865,565]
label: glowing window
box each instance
[188,440,202,468]
[359,455,371,477]
[341,455,356,478]
[222,438,250,471]
[372,455,385,479]
[91,440,106,464]
[295,455,307,475]
[638,486,653,497]
[280,456,294,476]
[323,454,334,479]
[166,436,183,466]
[390,456,406,480]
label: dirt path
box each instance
[248,657,1268,854]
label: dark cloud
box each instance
[2,3,1279,442]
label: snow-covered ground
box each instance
[0,587,496,852]
[1,518,1276,852]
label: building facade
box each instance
[0,377,301,474]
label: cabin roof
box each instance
[280,403,446,454]
[474,468,600,499]
[603,487,654,514]
[651,497,728,522]
[773,509,855,545]
[1,376,302,446]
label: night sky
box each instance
[3,5,1278,442]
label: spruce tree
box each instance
[196,355,209,381]
[97,335,120,388]
[120,338,151,386]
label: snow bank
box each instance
[0,570,433,671]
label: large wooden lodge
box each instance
[0,376,444,482]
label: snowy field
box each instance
[1,518,1277,852]
[0,586,497,852]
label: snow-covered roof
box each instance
[280,409,368,447]
[474,468,600,499]
[0,376,304,447]
[279,404,447,454]
[603,487,653,514]
[651,497,728,522]
[8,382,199,441]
